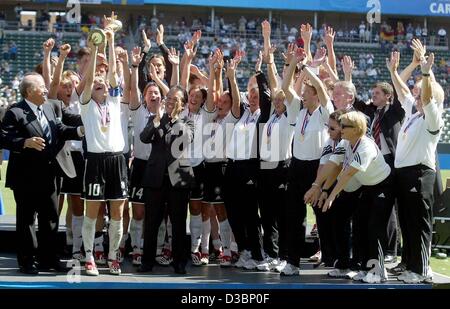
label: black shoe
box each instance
[19,264,39,275]
[39,260,71,272]
[137,263,153,273]
[173,264,187,275]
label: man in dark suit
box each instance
[138,86,194,274]
[354,82,405,263]
[1,72,83,274]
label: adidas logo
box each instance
[216,195,222,201]
[278,184,285,189]
[246,180,254,185]
[378,193,385,198]
[410,187,418,193]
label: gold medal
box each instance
[300,134,305,142]
[101,126,108,133]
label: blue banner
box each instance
[32,0,450,17]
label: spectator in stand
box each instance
[359,21,366,42]
[438,27,447,45]
[421,26,428,39]
[396,22,405,42]
[151,15,159,32]
[415,24,422,37]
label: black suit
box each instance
[354,96,405,258]
[140,113,194,271]
[1,100,80,268]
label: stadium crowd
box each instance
[0,11,447,285]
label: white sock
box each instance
[201,219,211,254]
[190,214,202,252]
[230,241,238,253]
[130,218,144,253]
[94,233,104,252]
[213,238,222,251]
[120,232,128,249]
[156,219,167,255]
[72,215,84,254]
[66,224,73,246]
[108,219,123,261]
[82,217,96,262]
[219,219,232,256]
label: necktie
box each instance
[37,106,52,143]
[373,108,384,149]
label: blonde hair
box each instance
[339,111,367,137]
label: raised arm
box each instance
[130,47,143,110]
[341,55,354,83]
[281,43,300,104]
[190,64,209,87]
[421,53,434,108]
[42,38,55,89]
[180,42,196,90]
[80,42,98,104]
[156,24,172,85]
[118,49,130,103]
[387,51,411,103]
[225,57,241,119]
[149,62,169,96]
[105,30,118,88]
[400,38,424,82]
[48,44,71,100]
[168,47,180,87]
[324,26,337,75]
[138,30,151,93]
[205,52,217,112]
[304,47,331,106]
[300,23,313,63]
[215,49,224,96]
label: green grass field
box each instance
[1,162,449,277]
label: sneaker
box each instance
[384,255,397,264]
[388,263,407,275]
[243,258,261,270]
[108,260,121,275]
[397,270,412,281]
[191,252,202,266]
[309,251,322,263]
[72,251,85,263]
[200,253,209,265]
[256,257,280,272]
[220,255,232,267]
[362,272,387,283]
[401,268,433,284]
[85,261,99,276]
[94,251,106,265]
[155,248,172,266]
[231,251,239,264]
[210,249,223,261]
[350,270,367,281]
[328,268,352,278]
[274,260,287,273]
[132,253,142,266]
[234,250,251,268]
[117,247,125,263]
[310,224,318,237]
[280,263,300,276]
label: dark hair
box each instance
[188,86,207,103]
[148,54,166,67]
[143,81,163,98]
[77,47,90,60]
[171,85,188,105]
[329,109,346,122]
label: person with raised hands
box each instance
[279,45,334,276]
[300,23,313,63]
[387,50,444,283]
[324,26,337,76]
[79,29,128,276]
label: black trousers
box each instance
[14,183,59,268]
[285,158,320,266]
[142,175,190,267]
[257,160,289,259]
[224,159,263,261]
[354,175,394,272]
[312,197,336,266]
[330,190,361,269]
[396,165,435,276]
[383,154,399,257]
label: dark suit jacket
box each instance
[140,113,195,189]
[1,100,80,190]
[353,96,405,157]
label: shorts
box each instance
[203,161,227,204]
[190,162,205,200]
[82,152,128,201]
[61,151,84,195]
[128,158,147,204]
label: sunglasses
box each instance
[340,124,355,129]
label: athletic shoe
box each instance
[200,253,209,265]
[108,260,121,275]
[274,260,287,273]
[362,269,387,283]
[350,270,367,281]
[243,258,262,270]
[234,250,251,268]
[94,251,106,265]
[219,255,232,267]
[85,261,99,276]
[256,257,280,272]
[117,247,125,263]
[388,262,407,275]
[309,250,322,263]
[155,248,172,266]
[397,270,412,281]
[231,251,239,264]
[210,249,223,261]
[72,251,85,263]
[280,263,300,276]
[401,268,433,284]
[191,252,202,266]
[328,268,352,278]
[132,253,142,266]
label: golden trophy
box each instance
[88,13,122,46]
